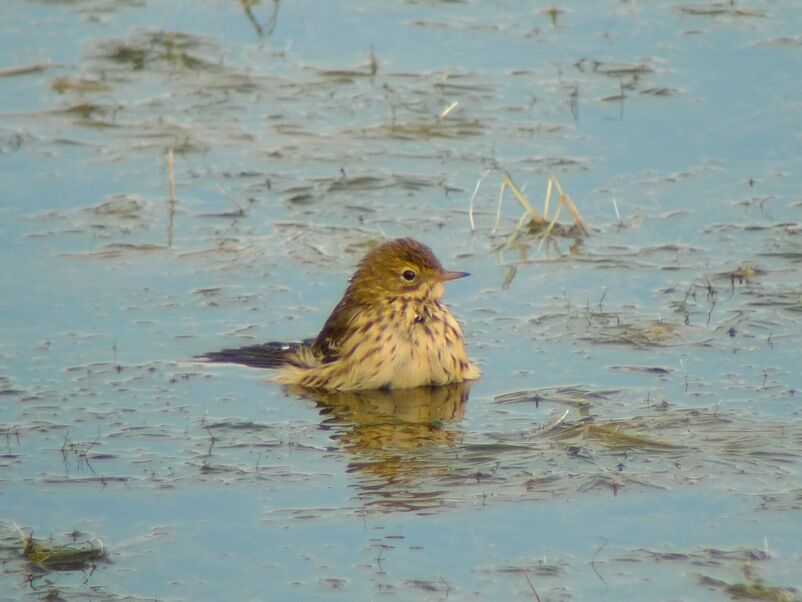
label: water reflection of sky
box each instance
[2,1,801,600]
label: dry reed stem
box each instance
[474,169,589,247]
[439,101,459,119]
[0,61,53,77]
[538,409,570,435]
[491,179,507,236]
[549,175,590,236]
[469,169,490,232]
[501,170,547,227]
[542,176,554,220]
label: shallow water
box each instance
[1,1,801,600]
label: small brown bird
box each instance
[199,238,480,391]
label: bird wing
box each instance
[196,298,366,370]
[311,298,363,362]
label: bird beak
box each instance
[437,270,470,282]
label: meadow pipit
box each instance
[199,238,480,390]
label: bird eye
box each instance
[402,269,417,282]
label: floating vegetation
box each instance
[316,49,378,81]
[704,580,799,602]
[754,35,802,47]
[607,546,799,601]
[568,56,681,110]
[94,30,220,73]
[484,558,568,577]
[495,386,624,409]
[348,118,485,141]
[82,194,148,220]
[575,59,654,78]
[609,365,673,375]
[551,418,683,451]
[50,77,111,94]
[743,287,802,313]
[699,561,799,602]
[526,299,703,349]
[676,3,766,17]
[621,546,771,565]
[60,242,168,259]
[17,526,105,571]
[281,172,440,205]
[667,268,802,335]
[48,101,121,128]
[580,317,685,348]
[520,155,594,171]
[639,86,681,97]
[723,264,764,285]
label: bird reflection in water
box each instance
[286,381,473,512]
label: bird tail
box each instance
[195,341,308,369]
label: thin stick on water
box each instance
[468,169,490,232]
[439,101,459,119]
[492,179,507,236]
[543,176,554,221]
[0,61,53,77]
[523,569,542,602]
[536,409,570,435]
[167,148,176,248]
[214,185,246,215]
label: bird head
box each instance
[347,238,468,303]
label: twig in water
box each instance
[537,409,570,435]
[613,197,624,228]
[503,170,544,227]
[491,178,507,236]
[468,169,490,232]
[439,101,459,119]
[590,537,608,586]
[0,61,53,77]
[523,569,542,601]
[706,299,716,327]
